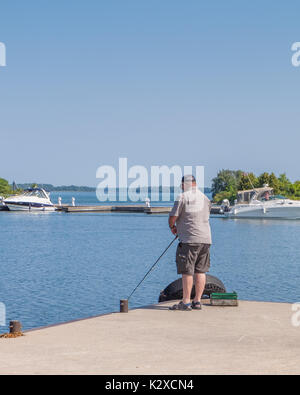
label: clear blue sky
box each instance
[0,0,300,187]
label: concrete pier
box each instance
[0,300,299,375]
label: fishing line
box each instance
[127,235,178,301]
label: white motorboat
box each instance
[4,188,55,212]
[225,186,300,220]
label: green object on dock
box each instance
[211,292,238,300]
[210,292,238,306]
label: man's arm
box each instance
[169,193,183,236]
[169,215,178,235]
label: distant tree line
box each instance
[16,184,97,192]
[1,180,212,196]
[0,180,96,195]
[212,170,300,203]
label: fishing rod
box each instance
[127,235,178,301]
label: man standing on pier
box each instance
[168,175,212,311]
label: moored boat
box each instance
[4,188,55,212]
[225,186,300,219]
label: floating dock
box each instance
[0,203,223,215]
[55,205,222,215]
[55,205,168,214]
[0,300,298,375]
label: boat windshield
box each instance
[23,189,48,199]
[269,195,286,200]
[237,187,274,203]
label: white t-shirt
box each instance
[170,188,212,244]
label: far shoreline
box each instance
[14,184,212,194]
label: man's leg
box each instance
[182,274,194,304]
[193,245,210,303]
[193,273,206,303]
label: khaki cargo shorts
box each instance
[176,242,211,275]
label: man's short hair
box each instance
[182,175,196,183]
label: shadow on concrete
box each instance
[141,302,212,311]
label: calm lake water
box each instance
[0,192,299,332]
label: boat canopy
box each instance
[237,187,274,203]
